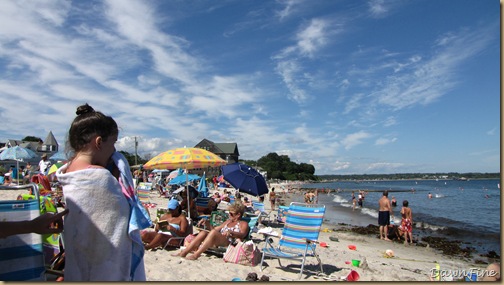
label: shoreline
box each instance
[294,190,500,264]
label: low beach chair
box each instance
[137,182,156,208]
[203,214,259,256]
[153,208,193,250]
[251,202,272,225]
[275,205,289,224]
[0,184,46,281]
[259,202,326,279]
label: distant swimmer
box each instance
[428,193,432,199]
[391,196,397,207]
[485,194,490,199]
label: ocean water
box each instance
[298,179,501,256]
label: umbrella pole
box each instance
[185,170,191,220]
[17,160,20,185]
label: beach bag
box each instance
[223,240,261,266]
[184,234,197,247]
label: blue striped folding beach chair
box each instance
[251,202,271,224]
[259,202,326,279]
[137,182,156,208]
[0,184,45,281]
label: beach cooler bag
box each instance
[0,184,46,281]
[223,240,261,266]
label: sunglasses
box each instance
[229,212,238,217]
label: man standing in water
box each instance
[378,190,393,241]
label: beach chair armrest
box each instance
[260,232,280,238]
[302,238,319,244]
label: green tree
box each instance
[256,152,317,181]
[22,136,42,142]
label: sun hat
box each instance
[41,154,47,158]
[168,199,180,210]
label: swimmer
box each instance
[391,196,397,207]
[428,192,432,199]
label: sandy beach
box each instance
[1,185,492,281]
[140,184,488,281]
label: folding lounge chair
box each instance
[251,202,272,224]
[137,182,156,208]
[259,202,326,279]
[275,205,289,224]
[0,184,46,281]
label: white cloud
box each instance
[375,137,397,146]
[296,18,330,58]
[375,25,496,110]
[275,0,301,21]
[341,131,371,150]
[486,128,496,136]
[366,162,404,171]
[368,0,388,18]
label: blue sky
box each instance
[0,0,499,175]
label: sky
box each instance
[0,0,500,175]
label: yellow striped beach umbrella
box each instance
[143,147,226,170]
[143,147,226,220]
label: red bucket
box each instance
[346,270,360,281]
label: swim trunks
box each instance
[400,218,412,233]
[378,211,390,226]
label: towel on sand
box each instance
[56,153,151,281]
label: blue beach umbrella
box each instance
[0,146,38,183]
[168,174,200,185]
[221,163,269,197]
[197,172,208,198]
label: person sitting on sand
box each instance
[141,199,190,250]
[172,203,249,260]
[387,221,404,241]
[399,200,413,245]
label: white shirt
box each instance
[39,159,51,173]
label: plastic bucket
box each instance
[347,270,360,281]
[231,277,242,281]
[351,259,361,267]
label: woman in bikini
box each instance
[172,203,249,260]
[141,199,190,250]
[399,200,413,245]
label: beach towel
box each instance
[111,152,153,279]
[56,154,150,281]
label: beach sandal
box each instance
[245,272,258,281]
[259,275,270,282]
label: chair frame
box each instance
[259,202,325,279]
